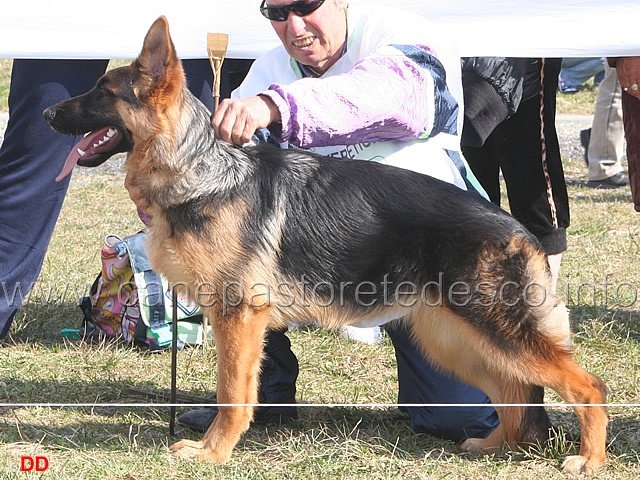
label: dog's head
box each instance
[43,16,186,181]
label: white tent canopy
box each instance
[1,0,639,60]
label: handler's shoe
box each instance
[587,171,629,189]
[178,402,298,432]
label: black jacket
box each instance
[461,57,540,147]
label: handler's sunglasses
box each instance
[259,0,326,22]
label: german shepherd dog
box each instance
[44,16,608,474]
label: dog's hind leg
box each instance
[535,356,608,475]
[467,349,608,474]
[170,305,271,463]
[517,384,554,445]
[460,381,553,453]
[440,347,607,473]
[456,374,507,453]
[457,375,532,454]
[404,307,553,455]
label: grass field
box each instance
[1,59,639,479]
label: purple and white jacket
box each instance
[234,4,484,193]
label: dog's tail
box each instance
[477,235,572,446]
[436,234,572,444]
[472,234,572,358]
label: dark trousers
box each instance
[260,326,498,443]
[462,58,569,255]
[0,58,213,336]
[385,322,499,441]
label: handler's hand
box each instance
[212,95,280,145]
[616,56,640,100]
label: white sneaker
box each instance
[338,325,383,345]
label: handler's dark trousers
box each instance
[258,325,499,443]
[385,322,498,441]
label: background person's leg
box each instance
[0,59,109,338]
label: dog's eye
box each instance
[98,86,116,98]
[95,80,113,96]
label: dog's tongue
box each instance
[55,127,118,182]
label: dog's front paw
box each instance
[561,455,602,475]
[169,439,204,460]
[169,439,232,463]
[460,437,502,454]
[460,438,484,453]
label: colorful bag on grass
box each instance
[80,232,208,350]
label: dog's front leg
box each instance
[170,305,270,463]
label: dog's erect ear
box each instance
[137,16,185,97]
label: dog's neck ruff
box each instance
[145,91,254,209]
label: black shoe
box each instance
[177,402,298,433]
[586,171,629,189]
[580,128,591,167]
